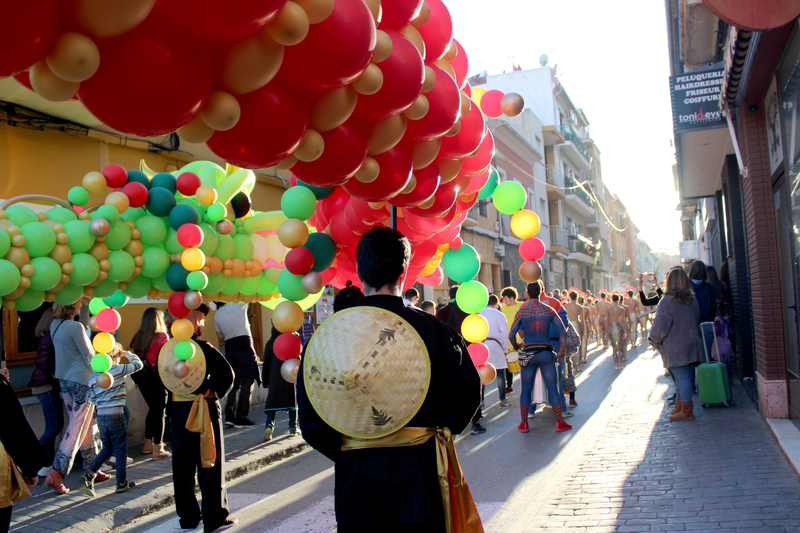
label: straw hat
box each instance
[158,338,207,396]
[303,306,431,440]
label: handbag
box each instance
[506,352,521,374]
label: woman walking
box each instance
[46,302,108,495]
[262,327,298,442]
[130,308,171,459]
[649,268,703,422]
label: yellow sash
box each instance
[342,427,484,533]
[0,440,31,507]
[185,395,217,468]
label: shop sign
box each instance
[670,67,725,132]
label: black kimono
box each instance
[297,295,481,532]
[262,328,296,411]
[168,339,235,533]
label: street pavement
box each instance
[124,339,800,533]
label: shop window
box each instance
[2,303,51,368]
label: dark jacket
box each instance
[691,281,717,323]
[262,328,296,411]
[223,336,260,383]
[169,339,235,412]
[28,334,58,390]
[0,376,44,479]
[436,301,468,332]
[297,295,481,531]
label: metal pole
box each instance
[391,206,398,231]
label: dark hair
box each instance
[627,290,634,297]
[689,260,707,281]
[404,287,419,300]
[706,265,719,284]
[600,292,606,298]
[356,227,411,290]
[131,307,167,356]
[569,291,577,300]
[449,285,460,299]
[501,287,518,300]
[526,282,541,299]
[195,303,210,315]
[553,289,560,296]
[612,294,620,303]
[488,294,499,307]
[578,296,585,305]
[334,286,364,312]
[420,300,435,312]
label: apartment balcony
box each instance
[564,176,595,218]
[567,235,596,265]
[546,167,565,200]
[542,124,565,146]
[549,226,568,255]
[559,125,591,172]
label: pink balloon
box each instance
[177,224,204,248]
[95,308,122,333]
[519,238,546,262]
[418,266,444,286]
[480,90,504,119]
[468,343,489,367]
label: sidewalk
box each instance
[10,407,307,533]
[528,349,800,532]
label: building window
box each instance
[502,270,512,288]
[478,200,487,217]
[539,198,546,215]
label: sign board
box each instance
[670,67,725,132]
[679,240,701,261]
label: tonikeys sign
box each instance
[670,67,725,132]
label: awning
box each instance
[704,0,800,31]
[676,126,732,198]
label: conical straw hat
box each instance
[158,338,207,396]
[303,306,431,440]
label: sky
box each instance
[447,0,682,254]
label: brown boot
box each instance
[670,400,695,422]
[670,400,683,416]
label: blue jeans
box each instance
[671,365,696,403]
[520,350,560,409]
[90,410,128,486]
[37,390,64,466]
[556,359,568,410]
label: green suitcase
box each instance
[696,322,731,407]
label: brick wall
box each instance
[738,108,786,381]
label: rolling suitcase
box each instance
[696,321,731,407]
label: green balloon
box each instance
[91,354,113,373]
[0,260,21,297]
[492,180,527,215]
[304,233,336,272]
[94,279,117,298]
[204,274,224,294]
[22,222,56,257]
[55,284,83,305]
[0,228,10,258]
[124,276,151,298]
[199,223,219,256]
[121,207,145,222]
[104,290,129,308]
[240,276,260,296]
[67,186,90,207]
[278,269,308,302]
[136,216,168,246]
[478,168,500,201]
[89,297,108,315]
[48,206,77,224]
[234,234,253,261]
[456,280,490,314]
[206,203,227,223]
[258,274,277,297]
[175,340,195,361]
[30,257,61,291]
[6,205,37,227]
[141,247,170,279]
[105,221,132,251]
[281,186,317,220]
[70,254,100,286]
[108,250,135,282]
[165,229,183,255]
[187,271,209,291]
[442,244,481,283]
[64,220,95,253]
[221,276,243,296]
[16,289,44,312]
[152,276,171,292]
[216,235,235,260]
[92,204,120,223]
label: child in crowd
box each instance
[84,344,143,497]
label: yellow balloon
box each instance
[195,186,218,206]
[181,248,206,272]
[92,332,115,354]
[510,210,542,240]
[242,211,287,233]
[171,318,194,341]
[82,171,108,196]
[461,314,489,344]
[278,219,309,248]
[272,300,304,333]
[471,87,487,105]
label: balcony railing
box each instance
[550,226,568,248]
[562,123,591,162]
[565,175,594,208]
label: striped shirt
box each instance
[88,352,143,416]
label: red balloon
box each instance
[355,30,424,119]
[449,40,469,89]
[102,164,128,188]
[168,292,191,319]
[0,0,59,76]
[379,0,424,29]
[274,332,302,361]
[285,247,315,275]
[280,0,376,90]
[343,146,413,202]
[460,130,495,174]
[95,308,122,333]
[461,167,492,196]
[177,224,204,248]
[330,216,359,247]
[406,65,460,140]
[320,267,337,285]
[154,0,286,42]
[480,90,504,119]
[415,0,453,62]
[122,182,149,208]
[177,172,201,196]
[449,236,463,250]
[408,180,457,217]
[439,100,485,158]
[519,238,546,262]
[418,266,444,286]
[292,125,367,186]
[207,85,308,168]
[390,164,440,207]
[468,343,489,367]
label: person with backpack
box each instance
[689,260,716,323]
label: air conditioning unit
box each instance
[494,244,506,257]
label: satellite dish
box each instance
[539,54,549,67]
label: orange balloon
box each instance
[223,37,285,94]
[264,1,310,46]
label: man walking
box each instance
[481,295,510,407]
[214,303,259,427]
[563,291,584,408]
[500,287,522,394]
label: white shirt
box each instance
[214,303,252,341]
[481,307,509,370]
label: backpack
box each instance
[693,282,715,322]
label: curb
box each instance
[765,417,800,477]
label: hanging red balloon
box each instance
[405,65,460,140]
[0,0,59,76]
[390,163,441,207]
[415,0,453,62]
[379,0,424,29]
[280,0,376,90]
[207,84,308,168]
[79,30,213,137]
[274,332,302,361]
[480,89,505,119]
[407,180,458,218]
[292,124,368,186]
[468,343,490,367]
[168,291,191,319]
[177,172,201,196]
[449,40,469,89]
[122,182,149,208]
[285,247,315,275]
[418,265,444,286]
[519,238,546,262]
[439,100,485,158]
[343,146,413,202]
[461,167,492,196]
[460,130,495,174]
[153,0,287,42]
